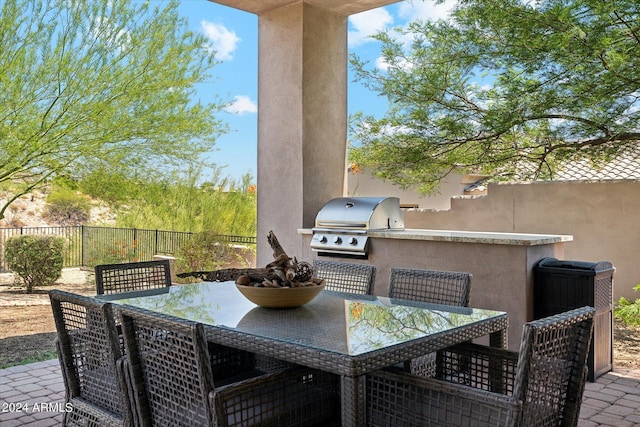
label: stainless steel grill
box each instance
[311,196,404,257]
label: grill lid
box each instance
[311,197,404,258]
[314,196,404,230]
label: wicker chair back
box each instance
[389,267,472,306]
[388,268,472,376]
[120,306,215,426]
[49,290,133,426]
[313,260,376,294]
[514,307,595,425]
[95,260,172,295]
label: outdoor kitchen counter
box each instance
[299,228,573,246]
[299,228,573,351]
[369,229,573,245]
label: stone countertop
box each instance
[298,228,573,246]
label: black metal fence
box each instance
[0,226,256,273]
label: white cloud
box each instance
[224,95,257,115]
[201,20,240,61]
[375,56,390,72]
[375,56,413,72]
[397,0,456,23]
[348,8,394,47]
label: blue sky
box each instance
[175,1,455,182]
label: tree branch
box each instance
[524,113,612,136]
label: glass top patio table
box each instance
[102,281,507,368]
[102,280,508,427]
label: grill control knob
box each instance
[348,237,358,245]
[317,235,327,243]
[333,236,342,244]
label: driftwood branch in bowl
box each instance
[267,230,288,259]
[176,230,317,287]
[177,268,274,282]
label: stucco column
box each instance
[257,3,347,265]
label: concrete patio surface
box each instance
[1,359,639,426]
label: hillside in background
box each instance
[0,189,115,229]
[1,175,257,237]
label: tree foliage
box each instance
[350,0,640,193]
[107,165,257,236]
[0,0,227,216]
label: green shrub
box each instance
[175,231,248,280]
[43,187,91,226]
[4,235,65,293]
[614,284,640,327]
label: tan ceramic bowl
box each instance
[235,283,325,308]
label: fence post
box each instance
[81,225,85,267]
[155,229,159,256]
[133,228,138,259]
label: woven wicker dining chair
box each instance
[388,267,472,307]
[366,306,595,427]
[388,267,472,375]
[119,305,340,427]
[49,290,134,427]
[95,259,172,295]
[313,259,376,294]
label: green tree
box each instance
[350,0,640,194]
[0,0,227,217]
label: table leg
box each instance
[341,375,366,427]
[489,328,507,393]
[489,328,507,349]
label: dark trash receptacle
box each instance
[534,257,614,382]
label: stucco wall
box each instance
[405,180,640,301]
[346,168,465,210]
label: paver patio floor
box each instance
[1,359,639,426]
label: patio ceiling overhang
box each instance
[207,0,401,15]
